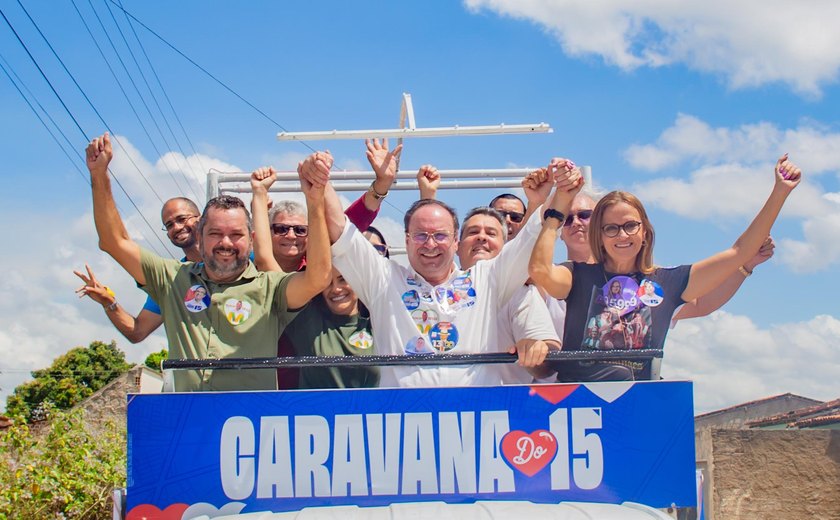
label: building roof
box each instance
[746,397,840,429]
[695,392,822,420]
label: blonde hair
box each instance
[588,191,655,274]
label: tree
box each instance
[5,340,131,422]
[144,349,168,372]
[0,404,126,518]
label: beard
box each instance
[203,247,249,279]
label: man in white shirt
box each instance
[298,151,582,387]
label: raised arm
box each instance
[682,156,800,302]
[250,167,283,272]
[344,138,403,231]
[674,236,774,320]
[74,264,163,343]
[298,151,346,243]
[363,138,401,210]
[522,167,549,225]
[87,133,144,284]
[417,164,441,200]
[284,152,333,309]
[528,159,583,299]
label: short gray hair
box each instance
[460,206,507,242]
[268,200,307,224]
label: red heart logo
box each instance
[126,503,189,520]
[500,429,558,477]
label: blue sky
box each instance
[1,1,839,413]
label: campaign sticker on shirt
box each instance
[637,279,664,307]
[429,321,459,352]
[406,276,419,287]
[452,274,473,291]
[420,291,433,303]
[602,276,641,316]
[412,309,439,335]
[184,285,210,313]
[224,298,252,325]
[434,286,449,303]
[446,289,460,306]
[405,335,434,355]
[402,290,420,310]
[349,330,374,350]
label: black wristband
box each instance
[543,208,566,224]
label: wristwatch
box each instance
[543,208,566,224]
[368,181,388,200]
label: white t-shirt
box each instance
[493,284,561,385]
[331,208,543,387]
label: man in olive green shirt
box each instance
[86,132,332,391]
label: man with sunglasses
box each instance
[489,193,527,239]
[257,138,401,275]
[75,197,202,344]
[304,153,582,388]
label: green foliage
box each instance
[0,404,126,519]
[6,340,131,422]
[144,349,169,372]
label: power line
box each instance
[116,0,208,204]
[0,55,89,185]
[103,1,406,215]
[99,0,203,204]
[1,3,176,258]
[0,52,168,258]
[11,0,163,205]
[70,0,191,203]
[103,0,320,155]
[8,0,169,209]
[103,1,405,218]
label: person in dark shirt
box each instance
[529,154,802,381]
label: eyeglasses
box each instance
[271,224,309,237]
[372,244,388,255]
[601,220,642,238]
[563,209,593,227]
[498,210,524,223]
[162,214,198,232]
[408,231,453,244]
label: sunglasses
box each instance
[408,231,453,244]
[601,220,642,238]
[271,224,309,237]
[563,209,593,227]
[162,214,198,232]
[498,210,524,223]
[372,244,388,255]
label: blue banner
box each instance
[126,381,695,518]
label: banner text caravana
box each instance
[125,381,695,517]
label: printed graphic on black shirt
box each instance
[581,275,652,351]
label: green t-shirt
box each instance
[284,297,379,389]
[140,248,298,391]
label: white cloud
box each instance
[625,114,840,174]
[778,212,840,272]
[663,311,840,413]
[632,163,834,220]
[464,0,840,95]
[626,115,840,272]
